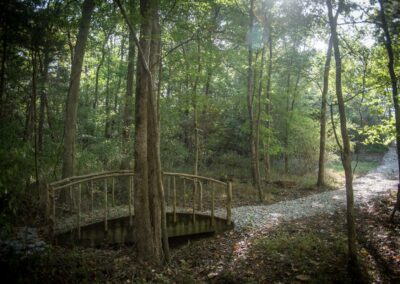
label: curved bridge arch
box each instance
[46,171,233,243]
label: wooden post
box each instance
[167,175,171,206]
[112,177,115,207]
[226,182,232,225]
[131,176,134,211]
[90,180,94,214]
[104,179,108,232]
[199,181,203,211]
[45,185,50,221]
[128,175,132,227]
[173,176,176,223]
[78,183,81,239]
[69,185,73,211]
[52,187,55,237]
[192,179,197,222]
[183,178,186,207]
[211,183,215,227]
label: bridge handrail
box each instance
[48,170,232,238]
[50,170,133,188]
[162,172,227,186]
[51,171,134,190]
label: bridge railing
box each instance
[48,171,232,238]
[49,170,135,237]
[162,172,232,226]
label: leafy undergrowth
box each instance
[356,191,400,283]
[5,192,399,283]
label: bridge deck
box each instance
[54,205,227,235]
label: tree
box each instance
[116,0,169,264]
[377,0,400,221]
[326,0,359,270]
[62,0,95,178]
[121,0,136,171]
[247,0,263,201]
[317,37,332,187]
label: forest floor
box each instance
[3,148,400,283]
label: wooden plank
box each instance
[173,176,176,223]
[78,184,81,239]
[128,175,132,227]
[163,172,227,186]
[183,178,186,207]
[192,179,196,222]
[50,170,133,187]
[167,176,171,206]
[52,187,55,236]
[226,182,232,225]
[199,181,203,211]
[104,179,108,232]
[90,180,94,214]
[53,172,135,190]
[211,183,215,227]
[112,177,115,207]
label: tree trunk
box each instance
[377,0,400,221]
[193,40,201,177]
[31,50,39,191]
[93,32,110,110]
[327,0,358,269]
[247,0,262,201]
[284,71,291,174]
[117,0,168,264]
[38,49,50,153]
[264,34,273,183]
[255,45,265,200]
[317,38,332,187]
[121,1,136,171]
[62,0,95,178]
[105,44,112,139]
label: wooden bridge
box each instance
[47,171,233,246]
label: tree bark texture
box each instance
[121,1,136,170]
[247,0,263,201]
[377,0,400,221]
[121,0,169,264]
[62,0,95,178]
[327,0,359,268]
[264,34,273,183]
[317,37,332,187]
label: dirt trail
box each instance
[232,147,398,229]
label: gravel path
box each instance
[232,147,399,230]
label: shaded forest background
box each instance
[0,0,398,236]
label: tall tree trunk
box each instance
[121,1,136,170]
[264,34,273,183]
[62,0,95,178]
[31,50,39,191]
[255,45,266,200]
[247,0,262,201]
[152,11,170,262]
[317,38,332,187]
[284,71,291,174]
[38,49,50,153]
[193,40,201,177]
[117,0,168,264]
[327,0,358,269]
[378,0,400,221]
[93,32,110,110]
[105,44,112,139]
